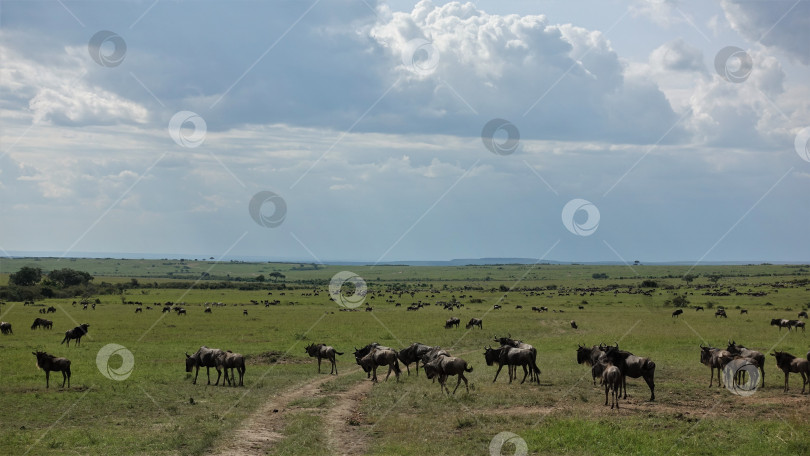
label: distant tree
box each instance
[268,272,285,281]
[707,275,722,284]
[130,278,139,287]
[672,295,690,308]
[9,266,43,286]
[682,274,696,285]
[634,260,640,265]
[255,274,265,282]
[640,280,658,288]
[47,268,93,288]
[592,273,608,279]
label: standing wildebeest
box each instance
[397,343,432,376]
[0,321,12,335]
[715,309,727,318]
[61,323,89,346]
[484,346,539,384]
[217,351,246,386]
[305,343,343,375]
[204,307,212,313]
[770,318,792,331]
[603,343,656,400]
[357,348,401,382]
[495,336,540,383]
[791,320,806,332]
[466,318,483,329]
[699,344,733,387]
[354,343,391,378]
[576,344,608,386]
[424,356,473,394]
[740,309,748,315]
[445,317,460,329]
[135,307,142,313]
[185,346,225,385]
[726,340,765,387]
[243,310,248,316]
[771,351,810,393]
[33,351,71,388]
[694,306,704,311]
[799,311,809,319]
[602,363,622,409]
[570,320,578,329]
[672,309,683,318]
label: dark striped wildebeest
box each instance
[494,336,540,383]
[185,346,225,385]
[726,340,765,388]
[601,362,622,409]
[217,350,246,386]
[771,351,810,393]
[484,345,539,384]
[0,321,12,335]
[699,344,733,387]
[603,343,656,400]
[31,318,52,330]
[576,344,607,386]
[305,343,343,375]
[424,355,473,394]
[33,351,71,388]
[465,318,483,329]
[397,343,432,375]
[357,348,401,382]
[61,323,89,347]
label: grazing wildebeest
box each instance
[672,309,683,318]
[699,344,733,387]
[243,310,248,316]
[31,318,52,330]
[185,346,225,385]
[33,351,71,388]
[603,343,656,400]
[0,321,12,335]
[770,318,792,331]
[46,306,56,313]
[694,306,704,311]
[465,318,482,329]
[424,356,473,394]
[61,323,89,347]
[494,336,540,383]
[135,307,142,313]
[204,307,212,313]
[715,309,727,318]
[358,348,401,382]
[799,311,809,319]
[162,306,171,313]
[444,317,460,329]
[217,351,246,386]
[740,309,748,314]
[602,363,622,409]
[726,340,765,387]
[176,308,187,315]
[570,320,578,329]
[576,344,608,386]
[771,351,810,393]
[397,343,432,376]
[305,343,343,375]
[493,304,501,310]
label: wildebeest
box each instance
[726,340,765,388]
[31,318,53,330]
[799,311,809,319]
[46,306,56,313]
[672,309,683,318]
[484,345,540,384]
[445,317,460,329]
[397,342,432,376]
[740,309,748,314]
[699,344,733,387]
[357,348,401,382]
[305,343,343,375]
[33,351,71,388]
[185,346,225,385]
[162,306,171,313]
[466,318,482,329]
[603,343,656,400]
[354,343,391,378]
[135,307,142,313]
[217,351,246,386]
[493,304,501,310]
[791,320,806,332]
[175,308,187,315]
[0,321,12,335]
[602,364,622,409]
[570,320,578,329]
[61,323,89,347]
[576,344,608,386]
[494,336,540,383]
[770,351,810,393]
[715,309,727,318]
[424,356,473,394]
[204,307,212,313]
[770,318,792,331]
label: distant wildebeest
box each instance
[186,346,224,385]
[305,343,343,375]
[445,317,460,329]
[602,363,622,409]
[466,318,483,329]
[726,340,765,388]
[204,307,212,313]
[61,323,89,347]
[576,344,608,386]
[0,321,12,335]
[424,356,473,394]
[357,348,401,382]
[740,309,748,314]
[699,344,733,387]
[791,320,805,332]
[531,306,540,312]
[135,307,142,313]
[175,308,187,315]
[217,351,246,386]
[603,343,656,401]
[493,304,501,310]
[484,345,539,384]
[540,306,548,312]
[162,306,171,313]
[578,305,585,310]
[672,309,683,318]
[243,310,248,316]
[770,318,792,331]
[397,343,432,376]
[715,309,727,318]
[771,351,810,393]
[799,311,809,319]
[515,305,522,309]
[694,306,704,311]
[46,306,56,313]
[570,320,578,329]
[33,351,71,388]
[494,336,540,383]
[31,318,52,330]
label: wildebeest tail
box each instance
[335,351,344,356]
[644,360,656,371]
[465,365,473,373]
[60,334,68,344]
[393,359,402,374]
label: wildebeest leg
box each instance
[371,365,378,382]
[801,372,807,394]
[604,382,609,406]
[192,366,199,385]
[317,357,322,373]
[784,372,789,392]
[45,370,50,388]
[644,374,655,401]
[493,364,504,383]
[214,367,222,386]
[622,375,627,399]
[520,365,529,384]
[331,356,337,375]
[65,368,70,388]
[760,365,764,388]
[452,375,463,394]
[206,366,211,385]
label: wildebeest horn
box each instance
[699,343,704,348]
[614,342,619,348]
[185,352,190,358]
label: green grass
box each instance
[0,261,808,455]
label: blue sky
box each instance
[1,0,809,263]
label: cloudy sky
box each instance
[1,0,809,264]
